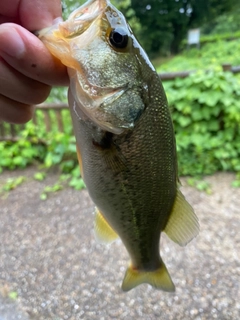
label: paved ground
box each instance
[0,168,239,320]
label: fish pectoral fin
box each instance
[121,262,175,292]
[164,189,199,246]
[94,207,119,244]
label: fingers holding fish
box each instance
[0,24,69,86]
[0,54,51,123]
[0,23,68,123]
[0,0,62,31]
[0,95,33,124]
[0,55,52,104]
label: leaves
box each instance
[0,108,81,190]
[158,39,240,73]
[167,69,240,175]
[1,176,26,192]
[187,178,212,194]
[34,172,46,181]
[68,167,86,190]
[40,183,63,200]
[8,291,18,300]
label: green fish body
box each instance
[39,0,199,291]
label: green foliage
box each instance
[8,291,18,300]
[1,176,25,192]
[61,0,141,40]
[47,87,68,103]
[0,110,85,190]
[163,70,240,176]
[2,67,240,183]
[62,0,84,19]
[2,70,240,181]
[2,2,240,185]
[157,39,240,72]
[181,31,240,48]
[202,5,240,35]
[34,172,46,181]
[131,0,238,55]
[68,167,86,190]
[61,0,239,56]
[187,178,212,194]
[40,183,63,200]
[0,125,46,171]
[232,172,240,188]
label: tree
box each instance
[131,0,238,55]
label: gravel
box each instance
[0,167,239,320]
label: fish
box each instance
[39,0,199,292]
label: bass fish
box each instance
[39,0,199,292]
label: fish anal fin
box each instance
[164,189,199,246]
[94,207,118,244]
[121,262,175,292]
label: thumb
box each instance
[19,0,63,31]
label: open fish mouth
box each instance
[39,0,143,133]
[38,0,110,53]
[58,0,107,39]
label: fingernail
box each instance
[0,26,25,58]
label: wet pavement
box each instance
[0,168,239,319]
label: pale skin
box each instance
[0,0,69,124]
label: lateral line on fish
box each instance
[120,176,140,242]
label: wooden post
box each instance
[222,64,232,72]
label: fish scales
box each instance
[71,72,176,269]
[39,0,199,292]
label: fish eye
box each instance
[109,28,128,49]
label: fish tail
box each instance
[121,261,175,292]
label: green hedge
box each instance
[158,39,240,72]
[182,31,240,47]
[1,70,240,180]
[164,70,240,175]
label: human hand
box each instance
[0,0,69,124]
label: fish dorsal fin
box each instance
[94,207,119,244]
[164,190,199,246]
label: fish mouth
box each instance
[39,0,132,134]
[38,0,111,69]
[58,0,108,39]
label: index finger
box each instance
[0,24,69,87]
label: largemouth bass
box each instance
[39,0,199,292]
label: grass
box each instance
[154,39,240,73]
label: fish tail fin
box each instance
[121,261,175,292]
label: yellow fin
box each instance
[76,145,84,179]
[164,189,199,246]
[94,208,118,244]
[121,262,175,292]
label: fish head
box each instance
[39,0,154,134]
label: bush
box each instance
[0,115,84,190]
[157,39,240,72]
[163,70,240,175]
[181,31,240,48]
[1,70,240,181]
